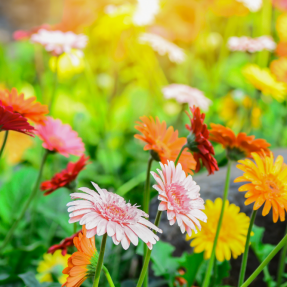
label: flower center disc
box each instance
[106,204,126,220]
[166,183,186,211]
[49,136,64,148]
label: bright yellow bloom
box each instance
[270,57,287,83]
[242,64,287,102]
[276,13,287,42]
[36,250,70,284]
[186,198,251,262]
[235,152,287,223]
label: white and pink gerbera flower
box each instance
[151,161,207,236]
[67,182,162,250]
[36,117,84,157]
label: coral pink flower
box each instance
[36,117,84,157]
[0,101,35,136]
[273,0,287,10]
[151,161,207,236]
[67,182,162,250]
[31,29,87,56]
[41,155,89,195]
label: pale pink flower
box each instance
[151,161,207,236]
[67,182,162,250]
[162,84,212,111]
[228,36,276,53]
[236,0,262,12]
[36,117,84,157]
[31,29,88,56]
[139,33,185,64]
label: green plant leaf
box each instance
[215,260,231,285]
[18,271,42,287]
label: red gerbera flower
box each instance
[185,106,218,175]
[48,231,80,256]
[0,101,34,136]
[41,155,89,195]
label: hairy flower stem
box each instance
[136,210,162,287]
[174,144,187,166]
[238,210,257,287]
[0,130,8,159]
[93,233,108,287]
[102,265,116,287]
[241,233,287,287]
[143,157,153,287]
[49,55,59,113]
[202,160,232,287]
[277,225,287,287]
[0,149,49,251]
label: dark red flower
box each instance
[185,106,218,175]
[48,231,80,256]
[0,101,35,136]
[41,155,89,195]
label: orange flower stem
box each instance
[0,149,49,252]
[0,130,9,159]
[175,144,187,166]
[202,160,232,287]
[136,210,162,287]
[102,265,116,287]
[93,233,108,287]
[238,210,257,287]
[143,156,153,287]
[241,232,287,287]
[276,224,287,287]
[49,55,59,113]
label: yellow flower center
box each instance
[49,136,64,147]
[106,204,126,219]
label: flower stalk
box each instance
[174,144,187,166]
[202,160,232,287]
[0,130,9,159]
[238,210,257,287]
[102,265,116,287]
[277,225,287,287]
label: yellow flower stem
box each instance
[202,160,232,287]
[143,156,153,287]
[238,210,257,286]
[49,55,59,113]
[93,233,108,287]
[102,265,116,287]
[136,210,162,287]
[0,130,9,159]
[276,224,287,287]
[0,149,49,251]
[241,232,287,287]
[174,144,187,166]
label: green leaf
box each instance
[215,260,231,285]
[18,271,42,287]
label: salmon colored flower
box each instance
[0,88,48,124]
[41,155,89,195]
[135,116,196,174]
[186,198,252,261]
[48,231,80,256]
[270,57,287,83]
[274,0,287,11]
[36,117,84,157]
[67,182,162,250]
[0,101,34,136]
[276,42,287,57]
[210,124,270,160]
[151,161,207,236]
[62,226,98,287]
[235,152,287,222]
[185,106,219,175]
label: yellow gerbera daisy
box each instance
[276,13,287,42]
[242,64,287,102]
[186,198,251,262]
[36,250,70,284]
[235,152,287,223]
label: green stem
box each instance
[102,265,116,287]
[93,233,108,287]
[238,210,257,287]
[0,149,49,251]
[49,56,59,113]
[175,145,187,166]
[73,222,77,234]
[0,130,9,159]
[143,157,153,287]
[202,160,232,287]
[277,225,287,287]
[136,211,162,287]
[241,233,287,287]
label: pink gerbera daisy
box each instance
[150,161,207,236]
[67,182,162,250]
[36,117,84,157]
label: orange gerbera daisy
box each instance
[276,42,287,57]
[62,226,98,287]
[270,57,287,83]
[209,124,270,160]
[135,116,196,174]
[0,88,48,124]
[235,152,287,223]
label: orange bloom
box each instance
[235,152,287,223]
[0,88,48,124]
[135,116,196,174]
[276,42,287,57]
[209,124,270,160]
[270,57,287,83]
[62,226,97,287]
